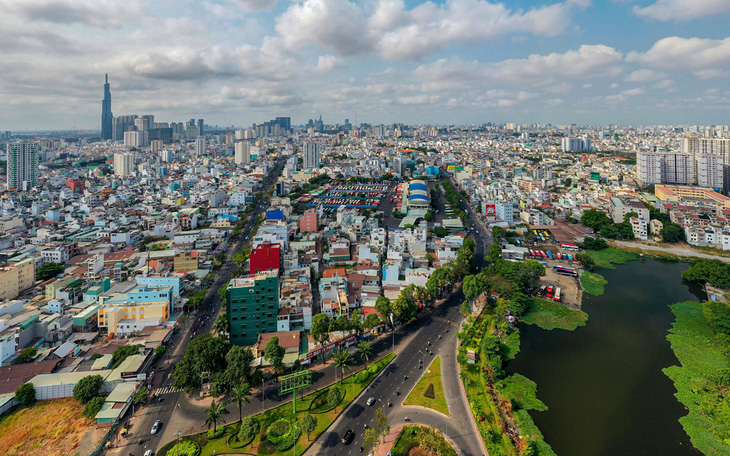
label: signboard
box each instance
[485,204,496,217]
[306,334,356,360]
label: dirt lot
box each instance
[0,398,95,456]
[537,263,583,309]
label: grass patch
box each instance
[404,355,449,416]
[161,353,396,456]
[502,328,521,361]
[663,301,730,456]
[585,247,637,270]
[0,398,94,456]
[580,271,608,296]
[499,374,547,412]
[521,298,588,331]
[513,410,557,456]
[390,425,457,456]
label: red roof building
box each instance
[250,243,281,274]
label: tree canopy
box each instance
[682,260,730,289]
[264,336,285,371]
[173,334,230,392]
[73,375,104,404]
[36,262,65,281]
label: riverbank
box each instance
[664,301,730,456]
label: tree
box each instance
[459,300,471,317]
[355,341,373,367]
[222,346,255,389]
[111,344,142,369]
[492,226,506,239]
[228,382,251,423]
[300,413,318,440]
[264,336,285,372]
[516,260,545,293]
[507,292,529,317]
[425,252,436,267]
[83,396,106,419]
[333,348,353,383]
[17,347,37,363]
[374,407,391,443]
[36,262,65,281]
[393,294,416,323]
[203,400,230,433]
[575,253,595,271]
[375,296,394,328]
[581,209,613,231]
[660,224,684,243]
[363,313,381,331]
[433,226,448,237]
[488,243,502,263]
[327,387,341,413]
[682,260,730,289]
[15,382,35,407]
[463,273,489,303]
[623,211,639,223]
[362,428,380,453]
[155,345,167,358]
[582,238,608,250]
[73,375,104,404]
[311,314,332,363]
[173,334,230,392]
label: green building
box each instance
[227,269,279,346]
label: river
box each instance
[507,258,705,456]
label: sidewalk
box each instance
[373,424,405,456]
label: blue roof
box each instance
[267,209,284,220]
[409,182,427,192]
[409,194,429,201]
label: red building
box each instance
[250,243,281,274]
[66,178,84,193]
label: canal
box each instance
[507,258,705,456]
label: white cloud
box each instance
[276,0,589,60]
[228,0,277,12]
[0,0,146,29]
[624,69,666,82]
[315,55,343,73]
[652,79,677,91]
[627,36,730,71]
[604,87,645,104]
[633,0,730,21]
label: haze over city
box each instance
[2,0,730,130]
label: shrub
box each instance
[206,427,225,439]
[238,416,259,444]
[83,396,106,419]
[266,419,301,450]
[15,382,36,407]
[73,375,104,404]
[167,441,201,456]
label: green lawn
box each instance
[404,355,449,415]
[390,425,457,456]
[584,247,637,270]
[159,353,396,456]
[580,271,608,296]
[663,301,730,456]
[521,298,588,331]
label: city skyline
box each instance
[1,0,729,130]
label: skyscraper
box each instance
[101,74,113,140]
[6,142,39,190]
[235,141,251,165]
[303,142,320,169]
[197,119,204,136]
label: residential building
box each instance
[299,209,318,232]
[235,141,251,165]
[303,142,320,169]
[114,152,135,177]
[609,197,650,224]
[7,142,39,190]
[250,243,281,274]
[227,270,280,346]
[174,252,199,272]
[0,258,36,301]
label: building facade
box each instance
[227,270,279,346]
[6,142,39,190]
[101,74,113,140]
[303,142,320,169]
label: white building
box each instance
[194,136,206,156]
[629,216,648,240]
[235,141,251,165]
[123,130,148,147]
[114,152,135,177]
[561,137,591,152]
[696,153,724,189]
[303,142,321,169]
[6,142,39,191]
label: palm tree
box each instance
[227,382,251,423]
[203,400,230,433]
[214,314,230,339]
[355,341,373,368]
[332,348,353,384]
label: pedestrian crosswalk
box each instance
[152,385,183,395]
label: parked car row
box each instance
[536,284,562,302]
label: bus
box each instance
[553,265,576,271]
[560,243,580,252]
[538,261,548,268]
[555,268,578,277]
[546,251,553,259]
[554,287,562,302]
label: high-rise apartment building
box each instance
[194,136,206,155]
[303,142,320,169]
[697,154,724,189]
[124,130,148,147]
[6,142,39,190]
[227,270,279,346]
[235,141,251,165]
[101,74,113,140]
[113,115,138,141]
[114,152,135,176]
[561,137,591,152]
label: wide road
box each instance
[306,173,491,456]
[109,158,286,456]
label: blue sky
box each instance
[0,0,729,130]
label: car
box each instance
[366,397,376,406]
[342,429,355,444]
[546,285,555,298]
[151,420,161,434]
[144,451,153,456]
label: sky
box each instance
[1,0,729,130]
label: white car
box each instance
[151,420,161,434]
[366,397,375,406]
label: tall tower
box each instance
[6,142,39,191]
[101,74,113,140]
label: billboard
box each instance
[485,204,496,217]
